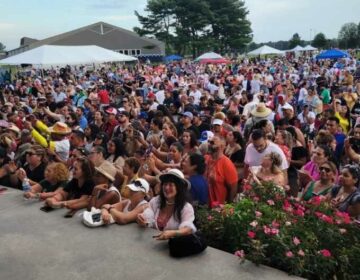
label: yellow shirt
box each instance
[335,112,350,134]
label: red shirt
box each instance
[98,89,110,104]
[205,154,238,206]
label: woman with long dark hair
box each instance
[106,137,127,171]
[137,169,196,239]
[181,129,199,155]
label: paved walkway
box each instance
[0,188,302,280]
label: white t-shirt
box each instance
[189,90,202,105]
[244,141,289,170]
[55,139,70,162]
[298,88,308,102]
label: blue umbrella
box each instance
[165,54,183,61]
[316,49,350,60]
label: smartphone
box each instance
[40,205,55,213]
[92,213,101,222]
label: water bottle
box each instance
[22,178,31,192]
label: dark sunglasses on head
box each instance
[134,180,146,191]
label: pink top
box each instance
[303,161,320,181]
[142,196,196,233]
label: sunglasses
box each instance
[134,180,146,191]
[319,167,332,173]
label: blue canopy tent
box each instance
[164,54,183,62]
[316,49,350,60]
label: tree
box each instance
[207,0,252,53]
[338,22,359,49]
[134,0,252,57]
[0,42,5,52]
[288,33,303,49]
[312,33,327,49]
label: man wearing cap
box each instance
[204,136,238,206]
[178,112,199,138]
[103,107,119,138]
[193,112,210,135]
[112,110,130,140]
[147,92,159,111]
[73,85,86,108]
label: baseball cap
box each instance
[182,112,193,120]
[200,130,214,143]
[105,107,118,115]
[212,119,223,126]
[127,178,149,193]
[281,104,294,111]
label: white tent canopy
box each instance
[288,45,306,52]
[0,45,137,66]
[195,52,223,61]
[247,45,284,56]
[302,45,318,51]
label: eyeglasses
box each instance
[319,167,332,173]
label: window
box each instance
[119,50,123,54]
[124,50,129,55]
[131,50,136,56]
[136,49,141,55]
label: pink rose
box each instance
[297,249,305,257]
[339,228,347,234]
[255,211,262,218]
[234,250,245,259]
[293,237,301,246]
[263,226,271,235]
[293,208,305,217]
[247,231,256,239]
[207,215,213,221]
[267,199,275,206]
[250,220,258,228]
[270,228,279,235]
[285,251,294,258]
[271,220,280,228]
[253,196,260,202]
[320,249,331,257]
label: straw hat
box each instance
[251,103,272,118]
[95,161,117,182]
[48,122,72,135]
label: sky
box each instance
[0,0,359,50]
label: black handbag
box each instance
[168,231,207,258]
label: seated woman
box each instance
[24,162,69,200]
[137,169,196,240]
[97,178,149,226]
[302,161,337,201]
[299,145,334,188]
[326,165,360,218]
[106,137,127,172]
[182,153,208,205]
[45,157,95,216]
[87,160,120,210]
[249,152,286,188]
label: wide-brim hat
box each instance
[159,169,191,190]
[95,161,117,182]
[48,122,72,135]
[127,178,150,193]
[251,103,272,118]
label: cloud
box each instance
[0,22,16,30]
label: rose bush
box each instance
[195,181,360,279]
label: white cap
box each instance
[212,119,223,126]
[127,178,149,193]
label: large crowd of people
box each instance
[1,54,360,254]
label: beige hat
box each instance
[95,161,117,182]
[7,124,20,136]
[159,169,191,190]
[48,122,72,135]
[251,103,272,118]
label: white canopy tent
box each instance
[288,45,306,52]
[195,52,223,61]
[302,45,318,51]
[0,45,137,66]
[247,45,284,56]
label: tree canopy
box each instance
[0,42,6,52]
[134,0,252,57]
[338,22,359,49]
[312,33,327,49]
[288,33,303,49]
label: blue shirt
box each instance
[78,116,88,130]
[189,175,208,205]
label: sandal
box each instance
[64,209,77,218]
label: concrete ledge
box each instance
[0,189,302,280]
